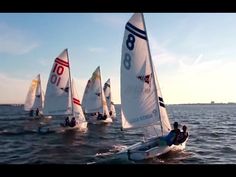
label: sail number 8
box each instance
[50,63,64,86]
[124,33,135,70]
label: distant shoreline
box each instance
[0,103,236,106]
[0,104,23,106]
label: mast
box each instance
[141,13,164,136]
[98,66,104,115]
[39,74,43,111]
[66,48,74,116]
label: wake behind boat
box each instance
[115,13,188,161]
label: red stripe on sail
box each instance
[73,98,81,105]
[55,58,69,67]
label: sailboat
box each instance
[82,66,113,124]
[116,13,188,161]
[43,48,87,131]
[24,74,51,119]
[103,79,116,119]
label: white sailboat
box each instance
[24,74,50,119]
[82,66,113,124]
[103,79,116,119]
[43,48,87,131]
[116,13,188,161]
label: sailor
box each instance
[29,109,34,117]
[163,122,181,146]
[97,112,102,120]
[177,125,188,144]
[70,117,76,127]
[65,117,70,126]
[36,108,40,116]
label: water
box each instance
[0,104,236,164]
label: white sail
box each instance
[101,85,110,117]
[43,49,71,116]
[82,66,104,114]
[103,78,116,117]
[114,13,187,161]
[24,74,43,112]
[121,13,170,133]
[71,78,86,122]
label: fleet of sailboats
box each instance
[22,13,188,161]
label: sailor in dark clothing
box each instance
[163,121,181,146]
[102,113,107,120]
[70,117,76,127]
[29,109,34,117]
[36,108,40,116]
[97,112,103,120]
[60,117,70,127]
[65,117,70,126]
[177,125,189,144]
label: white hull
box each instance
[37,115,52,119]
[115,137,187,161]
[87,116,113,124]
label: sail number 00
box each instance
[50,63,64,86]
[124,34,135,70]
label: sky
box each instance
[1,13,236,104]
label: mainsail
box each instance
[24,74,43,113]
[103,78,116,117]
[43,49,72,116]
[120,13,171,135]
[82,66,110,116]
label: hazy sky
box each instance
[1,13,236,104]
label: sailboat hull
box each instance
[86,116,113,124]
[60,121,87,131]
[116,137,187,161]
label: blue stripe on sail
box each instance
[126,22,146,35]
[125,26,147,40]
